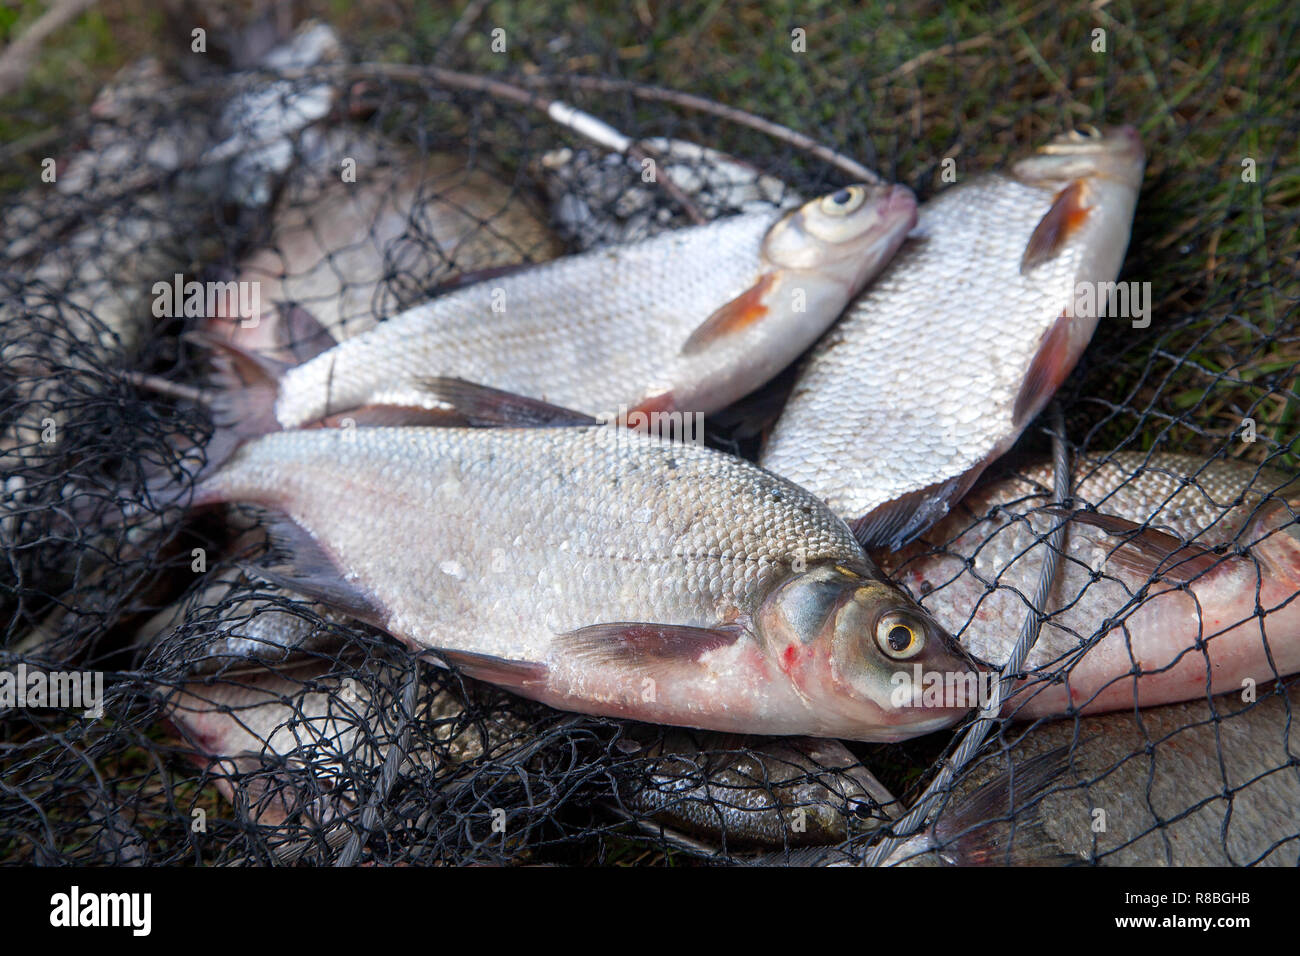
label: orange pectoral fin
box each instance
[1020,180,1092,273]
[679,272,778,355]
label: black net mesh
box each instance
[2,2,1298,866]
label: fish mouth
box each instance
[873,183,919,232]
[839,184,917,281]
[872,707,972,742]
[1013,125,1145,190]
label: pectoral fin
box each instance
[556,621,745,672]
[680,273,778,355]
[1020,180,1092,273]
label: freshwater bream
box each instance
[212,140,563,354]
[876,453,1300,717]
[250,183,916,425]
[890,678,1300,866]
[623,732,898,847]
[761,127,1145,549]
[175,412,977,741]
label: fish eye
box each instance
[874,612,925,660]
[819,185,866,216]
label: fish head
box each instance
[1011,125,1145,191]
[755,563,980,741]
[761,183,918,292]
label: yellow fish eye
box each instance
[820,185,866,216]
[875,613,925,660]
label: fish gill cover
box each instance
[0,1,1297,866]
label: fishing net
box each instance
[2,1,1297,866]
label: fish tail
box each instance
[189,331,288,474]
[917,747,1079,866]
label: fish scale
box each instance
[265,182,916,425]
[897,679,1300,866]
[208,426,853,660]
[189,421,977,740]
[877,452,1300,717]
[278,213,770,422]
[761,128,1144,549]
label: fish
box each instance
[211,139,564,355]
[537,137,801,250]
[760,127,1146,550]
[161,650,531,838]
[2,21,346,360]
[0,24,348,634]
[892,677,1300,866]
[132,568,343,673]
[164,394,978,741]
[875,452,1300,718]
[620,732,898,848]
[233,181,916,426]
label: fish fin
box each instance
[411,377,599,427]
[1020,180,1092,273]
[925,747,1079,866]
[852,469,983,552]
[433,648,548,689]
[1045,507,1222,583]
[429,261,536,293]
[679,272,778,356]
[1012,310,1074,425]
[274,303,339,364]
[625,391,677,418]
[556,622,745,670]
[186,332,284,474]
[191,330,292,388]
[249,510,390,626]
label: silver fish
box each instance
[178,412,977,741]
[162,652,529,833]
[133,569,342,673]
[761,127,1145,550]
[876,453,1300,717]
[622,732,897,847]
[211,136,564,355]
[894,678,1300,866]
[242,182,915,426]
[537,137,801,250]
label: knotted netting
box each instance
[1,1,1297,866]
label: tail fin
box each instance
[189,332,288,476]
[921,747,1078,866]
